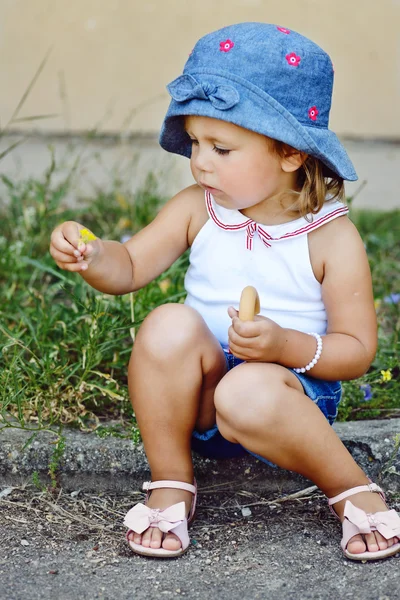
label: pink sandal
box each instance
[124,479,197,558]
[328,483,400,561]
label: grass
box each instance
[0,161,399,437]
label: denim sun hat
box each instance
[160,22,357,181]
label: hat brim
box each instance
[159,72,357,182]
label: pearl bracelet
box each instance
[293,333,323,374]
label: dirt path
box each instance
[1,485,399,599]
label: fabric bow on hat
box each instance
[123,501,186,534]
[344,502,400,540]
[167,74,240,110]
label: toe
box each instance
[346,532,397,556]
[131,532,142,545]
[141,528,153,548]
[149,528,164,549]
[346,534,367,555]
[364,532,380,552]
[162,532,182,551]
[372,531,388,551]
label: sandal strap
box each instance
[142,480,196,495]
[328,483,384,506]
[142,479,197,523]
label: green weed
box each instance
[31,470,47,492]
[48,434,66,488]
[0,161,398,431]
[339,207,400,420]
[0,166,186,433]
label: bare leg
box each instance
[128,304,226,551]
[214,362,399,556]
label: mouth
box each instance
[200,183,222,195]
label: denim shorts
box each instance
[191,345,342,465]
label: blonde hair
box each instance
[271,140,346,219]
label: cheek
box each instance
[227,161,279,205]
[190,158,198,179]
[250,158,281,188]
[233,160,268,190]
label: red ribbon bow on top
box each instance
[246,222,272,250]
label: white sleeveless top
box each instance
[184,191,349,346]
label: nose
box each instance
[191,145,213,173]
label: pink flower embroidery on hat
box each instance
[220,39,234,53]
[277,26,290,34]
[308,106,319,121]
[286,52,301,67]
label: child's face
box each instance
[184,116,297,214]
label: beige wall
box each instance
[1,0,399,138]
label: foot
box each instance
[127,487,193,551]
[333,491,400,555]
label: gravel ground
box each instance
[1,484,399,600]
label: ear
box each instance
[281,151,307,173]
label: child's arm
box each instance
[278,216,377,380]
[228,216,377,380]
[49,185,200,295]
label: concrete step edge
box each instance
[1,419,399,494]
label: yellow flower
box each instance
[380,369,392,383]
[117,217,132,230]
[116,193,129,210]
[374,299,381,310]
[79,228,97,243]
[158,278,171,293]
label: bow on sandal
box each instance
[328,483,400,561]
[124,479,197,558]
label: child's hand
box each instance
[49,221,100,273]
[227,306,285,363]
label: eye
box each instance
[188,137,199,146]
[213,146,230,156]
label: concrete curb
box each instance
[1,419,399,494]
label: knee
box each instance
[131,303,207,360]
[214,365,288,436]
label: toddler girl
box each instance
[50,23,400,561]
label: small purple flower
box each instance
[120,234,132,244]
[383,293,400,305]
[360,384,372,401]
